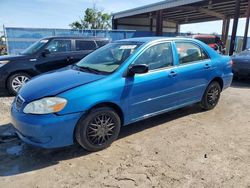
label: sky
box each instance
[0,0,249,36]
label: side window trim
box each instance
[131,41,175,72]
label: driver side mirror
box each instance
[42,49,50,57]
[127,64,149,76]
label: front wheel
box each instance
[75,107,121,152]
[7,72,31,95]
[200,81,221,110]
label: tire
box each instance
[75,107,121,152]
[200,81,221,110]
[7,72,31,96]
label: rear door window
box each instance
[75,40,97,51]
[175,42,209,65]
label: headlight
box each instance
[23,97,67,114]
[0,60,9,67]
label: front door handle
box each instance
[168,71,177,78]
[67,57,74,62]
[204,64,211,69]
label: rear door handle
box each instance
[204,64,211,69]
[168,71,177,78]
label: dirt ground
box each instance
[0,80,250,188]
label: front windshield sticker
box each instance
[40,40,49,43]
[119,45,137,50]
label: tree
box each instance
[70,8,111,30]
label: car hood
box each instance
[19,67,106,102]
[0,54,28,61]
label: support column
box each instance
[229,0,241,55]
[243,0,250,50]
[112,18,118,30]
[175,23,179,35]
[156,10,163,36]
[149,13,153,32]
[221,18,230,44]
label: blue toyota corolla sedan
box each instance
[11,37,233,151]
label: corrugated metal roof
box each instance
[113,0,204,19]
[113,0,248,24]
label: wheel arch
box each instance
[210,77,224,90]
[87,102,124,126]
[5,70,34,88]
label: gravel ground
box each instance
[0,80,250,188]
[0,90,13,122]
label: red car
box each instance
[193,35,226,54]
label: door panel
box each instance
[35,52,72,73]
[126,42,179,122]
[127,68,179,121]
[69,51,94,64]
[174,41,214,105]
[175,60,212,104]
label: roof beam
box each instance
[198,7,226,19]
[180,6,226,19]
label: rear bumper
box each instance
[11,106,83,148]
[222,73,233,90]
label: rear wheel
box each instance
[200,81,221,110]
[7,72,31,95]
[75,107,121,152]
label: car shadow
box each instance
[231,78,250,89]
[0,104,202,177]
[0,89,10,97]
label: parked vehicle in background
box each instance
[11,37,233,151]
[0,45,7,56]
[0,36,109,95]
[193,35,226,54]
[232,49,250,79]
[0,37,7,56]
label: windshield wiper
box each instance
[74,65,108,75]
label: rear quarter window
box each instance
[176,42,209,65]
[75,40,97,51]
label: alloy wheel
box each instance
[11,76,30,92]
[86,114,115,146]
[207,85,220,106]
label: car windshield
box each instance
[76,42,142,74]
[20,39,49,55]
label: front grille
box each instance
[15,95,25,110]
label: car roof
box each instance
[43,36,109,41]
[118,37,201,43]
[193,35,216,38]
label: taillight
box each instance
[229,60,234,66]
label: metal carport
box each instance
[112,0,250,55]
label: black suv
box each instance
[0,36,109,95]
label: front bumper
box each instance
[11,106,83,148]
[0,70,8,90]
